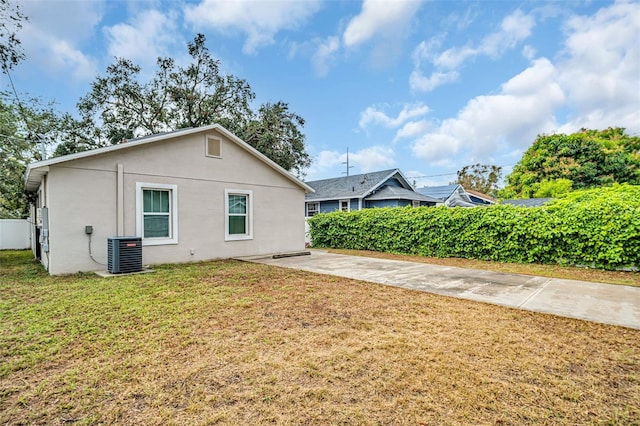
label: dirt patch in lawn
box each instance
[1,251,639,425]
[326,248,640,287]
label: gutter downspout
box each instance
[117,164,124,236]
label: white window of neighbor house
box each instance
[205,135,222,158]
[306,202,319,217]
[225,189,253,241]
[339,199,350,212]
[136,182,178,246]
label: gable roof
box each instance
[305,169,412,201]
[465,189,495,203]
[416,184,461,200]
[25,124,313,193]
[366,185,439,202]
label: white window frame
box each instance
[205,135,222,158]
[225,189,253,241]
[136,182,178,246]
[306,202,319,217]
[339,199,350,212]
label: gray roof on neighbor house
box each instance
[305,169,406,201]
[366,185,439,202]
[501,198,554,207]
[416,184,461,200]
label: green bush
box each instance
[308,185,640,270]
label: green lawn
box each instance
[1,250,639,424]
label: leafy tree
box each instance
[0,0,26,72]
[73,33,309,174]
[533,178,573,198]
[241,102,310,176]
[501,128,640,198]
[453,163,502,195]
[0,95,61,218]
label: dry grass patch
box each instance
[327,248,640,287]
[1,250,639,425]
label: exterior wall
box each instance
[384,177,403,188]
[468,195,492,205]
[365,199,406,208]
[319,200,339,214]
[43,128,306,274]
[0,219,30,249]
[314,198,359,215]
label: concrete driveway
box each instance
[239,250,640,330]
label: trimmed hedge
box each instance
[308,185,640,270]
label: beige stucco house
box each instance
[24,124,313,275]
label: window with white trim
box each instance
[136,182,178,245]
[225,189,253,241]
[339,199,350,212]
[306,202,319,217]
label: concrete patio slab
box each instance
[238,250,640,329]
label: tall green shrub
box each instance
[308,185,640,270]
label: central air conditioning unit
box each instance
[107,237,142,274]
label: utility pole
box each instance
[342,147,354,176]
[38,134,47,161]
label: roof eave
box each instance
[24,124,314,194]
[363,168,406,197]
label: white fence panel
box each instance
[304,218,311,247]
[0,219,31,250]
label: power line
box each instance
[3,67,48,159]
[406,163,517,179]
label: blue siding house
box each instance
[416,184,494,207]
[304,169,438,217]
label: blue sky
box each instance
[7,0,640,186]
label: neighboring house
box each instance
[304,169,438,217]
[501,198,553,207]
[466,189,496,205]
[24,124,313,275]
[416,184,495,207]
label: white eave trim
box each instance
[24,124,314,194]
[363,168,416,199]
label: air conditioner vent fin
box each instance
[107,237,142,274]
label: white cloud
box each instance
[410,9,535,92]
[184,0,322,54]
[522,45,536,60]
[18,1,103,81]
[557,0,640,134]
[409,70,459,92]
[409,1,640,170]
[359,103,430,129]
[343,0,423,48]
[411,37,443,66]
[404,169,460,188]
[412,58,564,165]
[346,146,397,171]
[311,36,340,77]
[49,40,98,80]
[309,146,396,178]
[104,9,183,65]
[434,9,535,69]
[394,120,430,142]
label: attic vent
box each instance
[206,135,222,158]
